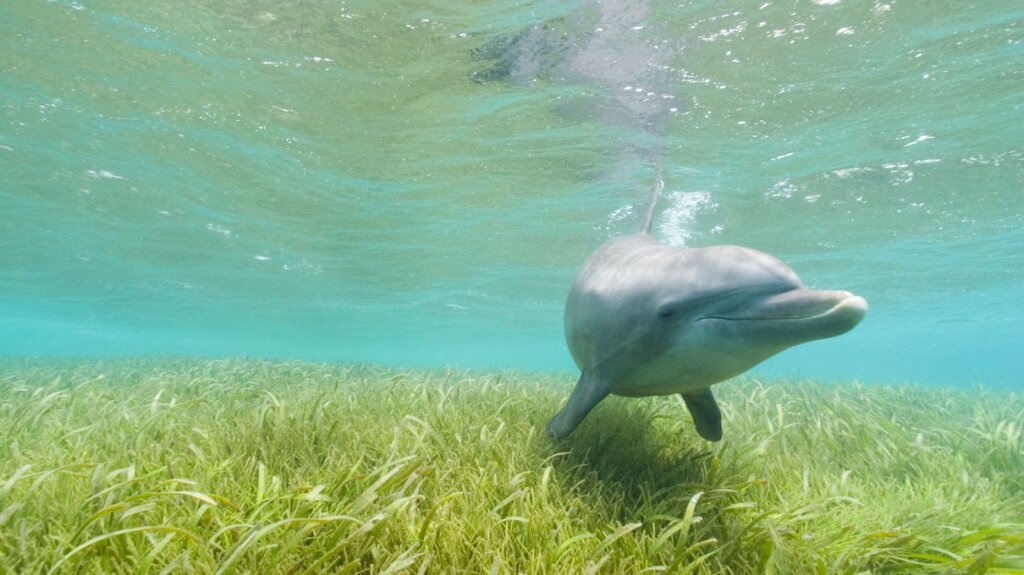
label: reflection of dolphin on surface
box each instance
[548,181,868,440]
[472,0,678,138]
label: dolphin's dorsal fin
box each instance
[640,177,664,235]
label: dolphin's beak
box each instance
[746,290,867,324]
[703,289,868,343]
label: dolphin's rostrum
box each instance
[548,182,868,440]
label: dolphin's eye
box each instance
[657,292,727,323]
[657,303,687,322]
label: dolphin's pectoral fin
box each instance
[547,372,611,440]
[681,388,723,442]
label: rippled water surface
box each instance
[2,0,1022,386]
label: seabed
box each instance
[1,359,1021,574]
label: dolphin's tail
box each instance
[640,177,664,235]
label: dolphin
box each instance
[547,181,868,440]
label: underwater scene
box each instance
[2,0,1022,573]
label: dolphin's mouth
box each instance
[700,290,868,324]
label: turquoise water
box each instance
[2,0,1021,387]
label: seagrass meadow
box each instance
[0,360,1021,574]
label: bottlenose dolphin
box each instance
[548,181,868,440]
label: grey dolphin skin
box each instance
[548,182,868,441]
